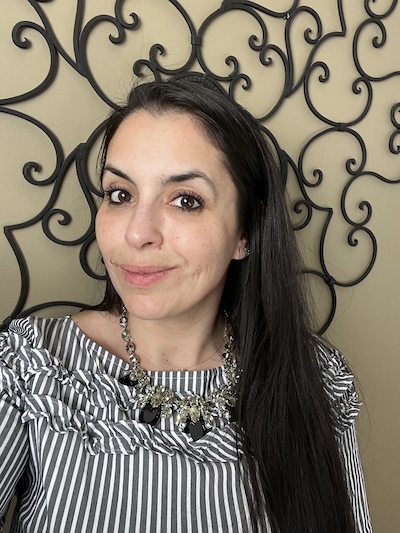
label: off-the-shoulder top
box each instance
[0,316,372,532]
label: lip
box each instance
[119,264,175,287]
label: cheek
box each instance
[95,211,116,254]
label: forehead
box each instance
[106,110,226,169]
[114,109,213,144]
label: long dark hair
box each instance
[96,79,355,533]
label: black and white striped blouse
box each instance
[0,316,372,532]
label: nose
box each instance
[124,202,163,249]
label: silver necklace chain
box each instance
[118,305,239,441]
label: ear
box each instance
[232,234,250,261]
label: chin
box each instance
[121,299,175,321]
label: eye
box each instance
[171,192,203,211]
[103,188,132,205]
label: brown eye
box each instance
[109,189,132,204]
[171,193,203,211]
[180,196,198,209]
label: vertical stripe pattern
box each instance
[0,316,372,532]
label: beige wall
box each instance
[1,2,399,531]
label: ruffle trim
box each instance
[1,319,361,461]
[1,330,241,461]
[317,343,362,434]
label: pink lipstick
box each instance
[120,265,174,287]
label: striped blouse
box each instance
[0,316,372,532]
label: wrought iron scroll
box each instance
[1,0,399,332]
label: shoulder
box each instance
[0,316,74,371]
[0,312,114,386]
[71,309,125,359]
[1,315,67,350]
[313,337,362,433]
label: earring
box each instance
[239,245,250,257]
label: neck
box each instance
[122,310,226,372]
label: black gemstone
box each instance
[139,404,161,426]
[184,420,207,441]
[118,373,136,387]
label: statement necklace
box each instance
[118,306,238,441]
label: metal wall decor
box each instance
[1,0,399,332]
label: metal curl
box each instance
[256,45,289,121]
[341,178,373,227]
[79,13,141,106]
[358,200,373,224]
[287,2,346,93]
[293,200,313,230]
[22,162,41,182]
[0,21,58,105]
[305,65,372,127]
[41,209,74,245]
[226,5,269,53]
[228,72,252,98]
[0,106,64,185]
[364,0,398,19]
[347,76,373,125]
[390,102,400,127]
[298,129,342,187]
[353,18,400,81]
[389,103,400,154]
[114,0,140,30]
[298,133,326,187]
[24,0,85,75]
[289,7,322,45]
[132,1,197,79]
[248,32,265,52]
[303,62,336,126]
[12,21,34,49]
[299,128,366,195]
[332,226,377,287]
[389,132,400,154]
[372,20,387,48]
[342,172,400,228]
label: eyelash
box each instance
[171,190,204,211]
[102,186,132,205]
[102,186,204,212]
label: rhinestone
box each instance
[189,405,201,422]
[203,413,214,428]
[121,331,130,342]
[161,406,173,417]
[151,388,164,407]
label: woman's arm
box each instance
[338,422,373,533]
[0,399,29,527]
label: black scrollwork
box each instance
[1,0,400,333]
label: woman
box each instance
[0,79,372,532]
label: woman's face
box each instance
[96,110,247,322]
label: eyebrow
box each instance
[103,164,131,182]
[103,164,217,195]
